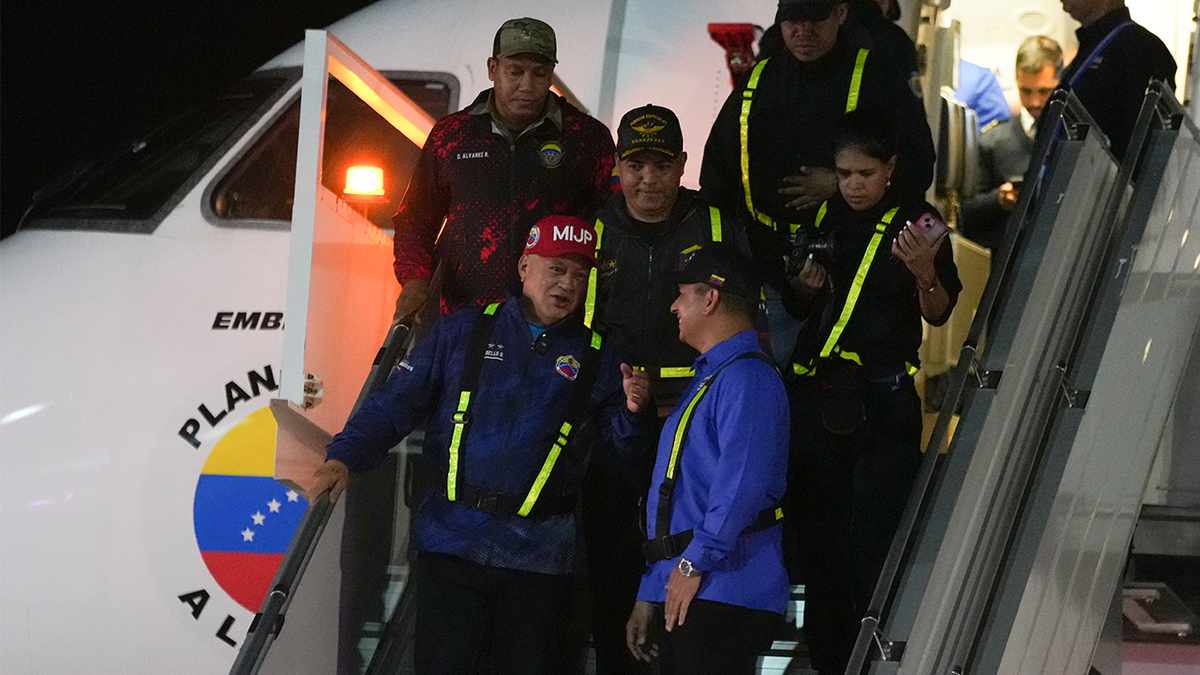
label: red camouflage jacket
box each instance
[392,89,616,313]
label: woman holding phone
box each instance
[783,109,962,674]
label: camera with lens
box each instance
[786,227,840,275]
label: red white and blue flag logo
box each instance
[192,408,306,611]
[526,225,541,249]
[555,354,581,381]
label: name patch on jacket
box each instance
[555,354,581,381]
[539,142,564,169]
[484,343,504,361]
[457,151,489,160]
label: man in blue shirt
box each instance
[312,215,655,675]
[625,245,789,675]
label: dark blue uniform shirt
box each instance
[326,293,653,575]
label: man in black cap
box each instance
[700,0,934,366]
[582,104,749,675]
[624,244,789,675]
[391,17,617,319]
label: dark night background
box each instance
[1,1,378,239]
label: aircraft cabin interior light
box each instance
[343,165,385,200]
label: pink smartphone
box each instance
[892,212,948,256]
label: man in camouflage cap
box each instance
[391,17,617,319]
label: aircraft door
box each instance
[239,30,435,675]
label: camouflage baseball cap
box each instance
[493,18,557,63]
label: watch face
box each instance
[679,558,697,577]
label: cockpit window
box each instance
[24,73,291,232]
[209,73,457,231]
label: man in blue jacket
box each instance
[625,245,789,675]
[312,215,655,675]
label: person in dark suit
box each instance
[960,36,1062,250]
[1059,0,1176,162]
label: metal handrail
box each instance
[230,490,336,675]
[229,314,416,675]
[843,88,1131,674]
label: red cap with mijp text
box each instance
[523,216,599,267]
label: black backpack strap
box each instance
[512,330,603,517]
[444,302,503,504]
[642,501,784,562]
[435,306,604,519]
[650,351,779,557]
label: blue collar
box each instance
[693,330,762,377]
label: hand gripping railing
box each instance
[842,86,1144,675]
[229,316,414,675]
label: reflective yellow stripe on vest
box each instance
[739,58,771,228]
[660,367,695,378]
[709,206,723,242]
[667,377,714,480]
[818,207,899,359]
[584,219,606,329]
[447,301,501,500]
[814,201,829,228]
[517,330,603,516]
[739,50,869,228]
[846,48,869,112]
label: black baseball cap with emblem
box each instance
[616,104,684,160]
[677,244,761,300]
[776,0,842,23]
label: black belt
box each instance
[406,456,578,518]
[449,480,578,517]
[642,503,783,562]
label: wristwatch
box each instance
[677,557,701,578]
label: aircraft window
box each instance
[210,74,456,231]
[25,74,290,230]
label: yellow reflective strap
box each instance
[583,219,605,328]
[484,302,500,315]
[517,421,572,516]
[660,367,695,378]
[837,348,863,366]
[846,48,869,113]
[740,58,771,224]
[447,390,472,501]
[668,381,712,480]
[906,362,919,376]
[815,201,828,228]
[774,507,784,520]
[517,331,602,516]
[819,206,899,359]
[709,206,723,242]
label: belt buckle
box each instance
[473,490,504,514]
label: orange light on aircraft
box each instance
[344,165,385,199]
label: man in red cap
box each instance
[313,215,655,674]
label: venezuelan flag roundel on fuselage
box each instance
[192,407,307,611]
